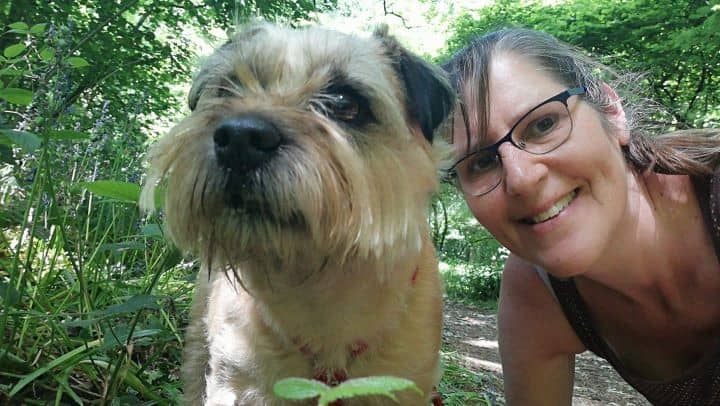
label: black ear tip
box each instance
[396,52,456,143]
[188,93,198,111]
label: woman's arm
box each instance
[497,254,586,405]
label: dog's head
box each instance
[142,23,454,273]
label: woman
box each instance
[442,28,720,405]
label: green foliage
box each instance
[432,184,506,302]
[0,0,336,402]
[441,0,720,128]
[273,376,421,405]
[0,87,32,105]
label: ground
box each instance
[442,300,651,405]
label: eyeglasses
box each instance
[446,86,586,197]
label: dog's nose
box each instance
[213,115,282,173]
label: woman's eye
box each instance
[524,114,559,139]
[535,116,557,132]
[468,152,498,173]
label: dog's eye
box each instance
[329,93,359,121]
[320,85,374,127]
[217,87,235,98]
[216,74,241,98]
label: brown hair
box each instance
[442,28,720,175]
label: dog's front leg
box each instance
[182,270,212,405]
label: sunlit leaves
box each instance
[29,23,46,35]
[7,22,28,34]
[3,43,26,58]
[39,47,54,61]
[66,56,90,68]
[443,0,720,128]
[0,88,33,105]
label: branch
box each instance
[382,0,418,29]
[686,64,708,115]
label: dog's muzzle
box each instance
[213,113,289,214]
[214,114,282,175]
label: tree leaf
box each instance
[66,56,90,68]
[3,43,26,58]
[0,88,33,106]
[273,378,328,400]
[0,130,41,153]
[30,23,46,35]
[8,22,29,31]
[39,47,55,61]
[77,180,141,203]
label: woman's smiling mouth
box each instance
[524,188,579,224]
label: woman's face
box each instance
[453,53,631,276]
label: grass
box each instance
[440,350,504,405]
[1,201,191,404]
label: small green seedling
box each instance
[273,376,422,405]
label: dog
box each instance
[141,22,454,405]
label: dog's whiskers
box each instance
[205,226,215,281]
[200,170,212,217]
[190,171,201,215]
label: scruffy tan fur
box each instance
[141,23,454,405]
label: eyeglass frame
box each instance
[446,85,587,197]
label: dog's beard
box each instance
[219,158,307,228]
[141,110,437,280]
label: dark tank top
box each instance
[546,171,720,405]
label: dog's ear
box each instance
[375,27,455,143]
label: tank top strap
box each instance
[691,168,720,258]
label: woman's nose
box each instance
[498,142,548,196]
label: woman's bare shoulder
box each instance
[498,254,585,356]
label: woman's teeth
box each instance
[530,189,577,224]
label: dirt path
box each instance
[442,300,651,405]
